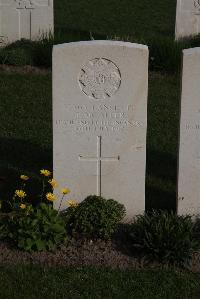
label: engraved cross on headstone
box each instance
[0,0,49,41]
[79,136,120,196]
[194,0,200,34]
[15,0,35,40]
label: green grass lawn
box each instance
[55,0,177,40]
[0,1,199,297]
[0,266,199,299]
[0,72,180,210]
[146,72,180,210]
[0,73,52,200]
[0,73,52,172]
[0,0,199,294]
[0,1,184,211]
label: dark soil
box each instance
[0,239,200,272]
[0,239,140,269]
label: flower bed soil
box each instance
[0,239,140,269]
[0,239,200,272]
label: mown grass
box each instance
[0,73,52,201]
[0,265,200,299]
[1,1,200,73]
[55,0,177,40]
[0,0,199,292]
[146,72,180,211]
[0,72,180,210]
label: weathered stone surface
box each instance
[53,41,148,219]
[0,0,53,45]
[176,0,200,39]
[178,47,200,215]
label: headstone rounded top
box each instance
[183,47,200,56]
[78,58,121,100]
[53,40,148,51]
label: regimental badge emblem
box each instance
[194,0,200,10]
[78,58,121,100]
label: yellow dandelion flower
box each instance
[61,188,70,195]
[40,169,51,177]
[48,178,58,188]
[15,190,27,198]
[46,192,56,202]
[20,175,29,181]
[20,203,26,209]
[67,199,78,208]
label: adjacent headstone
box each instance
[53,41,149,219]
[0,0,54,45]
[175,0,200,39]
[178,47,200,215]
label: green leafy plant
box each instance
[0,169,71,251]
[0,169,71,213]
[64,195,126,239]
[6,203,67,251]
[0,46,32,66]
[127,210,195,267]
[0,213,10,240]
[32,33,54,67]
[192,217,200,250]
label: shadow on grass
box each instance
[146,186,176,212]
[146,149,177,212]
[147,149,177,181]
[0,137,52,209]
[0,138,177,212]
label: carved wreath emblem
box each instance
[78,58,121,100]
[194,0,200,10]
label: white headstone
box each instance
[0,0,54,45]
[178,47,200,215]
[53,41,149,219]
[175,0,200,39]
